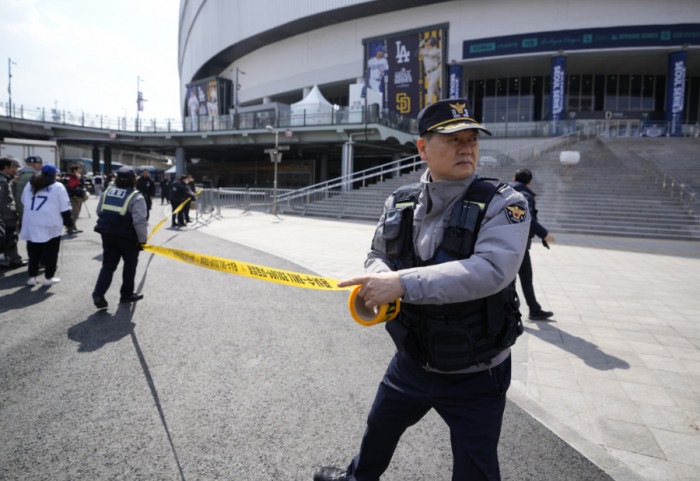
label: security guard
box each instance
[92,166,148,310]
[315,99,530,481]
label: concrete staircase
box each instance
[287,137,700,241]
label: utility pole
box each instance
[8,58,17,116]
[234,67,246,128]
[136,76,146,130]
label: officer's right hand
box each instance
[338,272,404,309]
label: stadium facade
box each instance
[178,0,700,186]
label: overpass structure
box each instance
[0,113,418,183]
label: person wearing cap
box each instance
[314,99,530,481]
[91,166,148,309]
[19,164,73,286]
[0,157,26,268]
[15,155,43,227]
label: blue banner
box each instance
[448,65,463,98]
[550,56,566,122]
[666,51,687,137]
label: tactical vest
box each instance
[382,177,523,372]
[94,186,139,240]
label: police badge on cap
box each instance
[417,98,492,136]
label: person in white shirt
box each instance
[20,164,74,286]
[419,36,442,105]
[367,46,389,92]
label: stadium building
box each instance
[178,0,700,187]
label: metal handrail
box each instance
[643,153,699,220]
[277,154,423,203]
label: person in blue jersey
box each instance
[19,164,74,286]
[91,166,148,310]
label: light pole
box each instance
[8,58,17,116]
[265,125,280,216]
[264,125,289,216]
[136,76,146,130]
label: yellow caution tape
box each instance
[348,285,400,326]
[142,243,347,291]
[143,190,399,323]
[147,190,201,241]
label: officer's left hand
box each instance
[338,272,404,309]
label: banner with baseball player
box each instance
[362,24,447,119]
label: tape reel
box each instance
[348,285,401,326]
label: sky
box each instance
[0,0,182,123]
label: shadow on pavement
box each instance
[524,322,630,371]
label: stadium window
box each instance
[605,74,618,111]
[642,74,655,111]
[568,74,581,111]
[619,75,631,111]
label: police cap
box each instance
[417,98,492,136]
[116,166,136,183]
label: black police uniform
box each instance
[92,178,148,305]
[509,181,549,315]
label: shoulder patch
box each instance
[505,202,528,224]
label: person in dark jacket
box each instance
[136,169,157,219]
[169,175,194,227]
[160,177,171,205]
[91,166,148,310]
[0,157,25,267]
[509,168,555,321]
[65,164,87,234]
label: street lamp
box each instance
[265,125,280,216]
[264,125,289,216]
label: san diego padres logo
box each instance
[396,92,411,114]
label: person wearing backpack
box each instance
[315,99,530,481]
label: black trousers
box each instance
[27,236,61,278]
[171,201,185,226]
[517,249,541,313]
[93,233,140,298]
[346,352,511,481]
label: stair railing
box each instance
[643,153,699,221]
[276,154,424,214]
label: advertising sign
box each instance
[185,77,233,130]
[463,23,700,59]
[666,50,687,137]
[550,56,567,122]
[448,64,463,99]
[363,24,447,118]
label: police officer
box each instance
[169,175,193,227]
[509,168,555,321]
[136,168,156,219]
[92,166,148,310]
[315,99,531,481]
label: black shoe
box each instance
[529,310,554,321]
[93,295,108,310]
[120,293,144,303]
[313,467,347,481]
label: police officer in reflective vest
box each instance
[92,166,148,310]
[315,99,531,481]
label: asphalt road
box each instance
[0,219,612,480]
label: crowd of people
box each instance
[0,156,205,299]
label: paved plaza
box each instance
[1,198,699,480]
[203,207,700,481]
